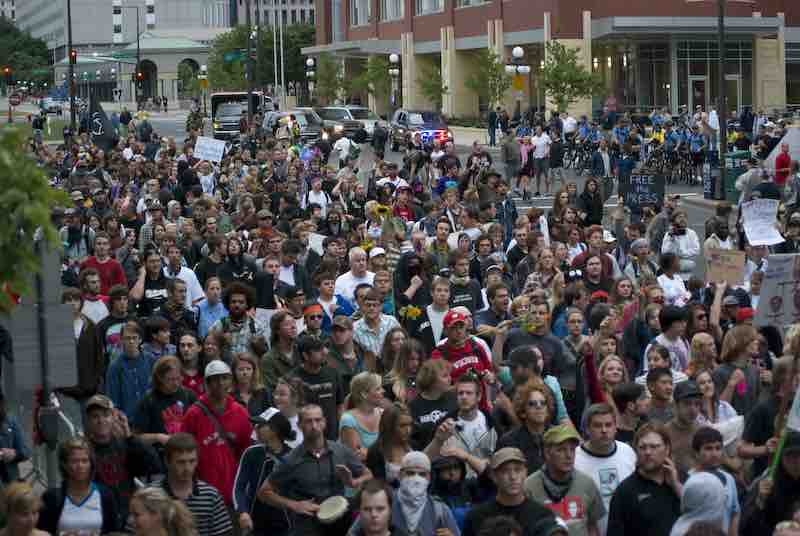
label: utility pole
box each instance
[272,3,278,107]
[279,7,285,107]
[716,0,728,201]
[66,0,76,136]
[245,0,253,123]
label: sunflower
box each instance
[400,305,423,320]
[376,204,391,217]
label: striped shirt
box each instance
[158,479,233,536]
[353,314,401,355]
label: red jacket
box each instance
[431,337,494,411]
[181,394,252,504]
[776,151,792,186]
[80,256,128,294]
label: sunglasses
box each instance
[527,400,547,408]
[307,315,323,320]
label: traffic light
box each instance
[3,66,11,86]
[69,50,77,65]
[136,71,144,81]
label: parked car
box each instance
[263,109,325,144]
[40,98,63,114]
[389,109,453,151]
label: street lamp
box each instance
[199,64,208,117]
[388,53,400,109]
[505,46,531,116]
[305,57,315,105]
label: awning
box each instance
[593,16,781,38]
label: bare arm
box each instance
[129,266,146,301]
[709,281,726,343]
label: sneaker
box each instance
[534,192,541,198]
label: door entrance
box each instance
[724,75,741,115]
[689,76,708,112]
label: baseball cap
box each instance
[251,408,293,440]
[443,310,468,330]
[204,360,232,379]
[722,296,740,307]
[70,190,84,201]
[673,380,702,402]
[401,451,431,472]
[736,307,755,323]
[591,290,609,302]
[369,247,386,259]
[332,315,353,331]
[485,264,504,275]
[543,424,581,446]
[490,447,527,470]
[86,394,114,412]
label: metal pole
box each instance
[272,5,278,105]
[33,241,58,486]
[245,0,253,123]
[279,7,285,107]
[67,0,76,136]
[716,0,727,201]
[135,7,140,110]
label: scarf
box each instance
[541,467,574,503]
[398,476,428,533]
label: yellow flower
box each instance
[400,305,422,320]
[376,204,391,217]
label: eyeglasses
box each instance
[527,400,547,408]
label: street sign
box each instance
[512,75,525,91]
[224,51,246,63]
[9,95,21,106]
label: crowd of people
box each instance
[2,101,800,536]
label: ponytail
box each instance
[165,499,197,536]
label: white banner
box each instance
[755,254,800,329]
[194,136,227,163]
[741,198,785,246]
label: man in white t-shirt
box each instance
[531,126,551,197]
[333,135,355,168]
[301,175,332,218]
[334,247,375,303]
[575,404,637,536]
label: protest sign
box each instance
[706,248,746,286]
[618,173,665,209]
[308,232,326,256]
[741,198,784,246]
[754,254,800,329]
[194,136,227,163]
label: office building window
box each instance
[291,9,296,23]
[350,0,370,26]
[415,0,443,15]
[381,0,403,20]
[147,5,154,13]
[456,0,486,6]
[309,9,314,24]
[113,24,122,33]
[282,10,287,24]
[300,9,305,22]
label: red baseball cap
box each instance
[736,307,755,323]
[443,310,468,330]
[591,291,609,302]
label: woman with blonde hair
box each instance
[715,324,762,415]
[510,295,531,317]
[384,338,423,404]
[231,352,270,416]
[340,372,384,460]
[686,332,718,378]
[598,355,630,405]
[128,487,197,536]
[0,482,48,536]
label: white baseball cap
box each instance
[369,247,386,259]
[204,360,232,379]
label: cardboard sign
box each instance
[742,198,785,247]
[707,248,746,286]
[754,254,800,329]
[619,173,665,209]
[194,136,227,163]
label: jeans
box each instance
[488,126,496,146]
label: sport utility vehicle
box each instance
[389,109,452,151]
[318,106,384,139]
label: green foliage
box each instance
[178,62,200,97]
[417,62,448,110]
[314,52,344,105]
[0,129,69,311]
[208,24,316,91]
[464,49,512,109]
[350,56,391,102]
[0,16,50,88]
[541,41,604,113]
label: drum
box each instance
[315,495,352,536]
[317,495,349,525]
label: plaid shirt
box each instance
[353,315,400,356]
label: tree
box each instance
[208,23,316,91]
[464,49,512,110]
[0,130,69,312]
[417,62,448,110]
[541,41,604,113]
[177,62,200,97]
[314,52,344,105]
[0,17,50,90]
[349,56,391,104]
